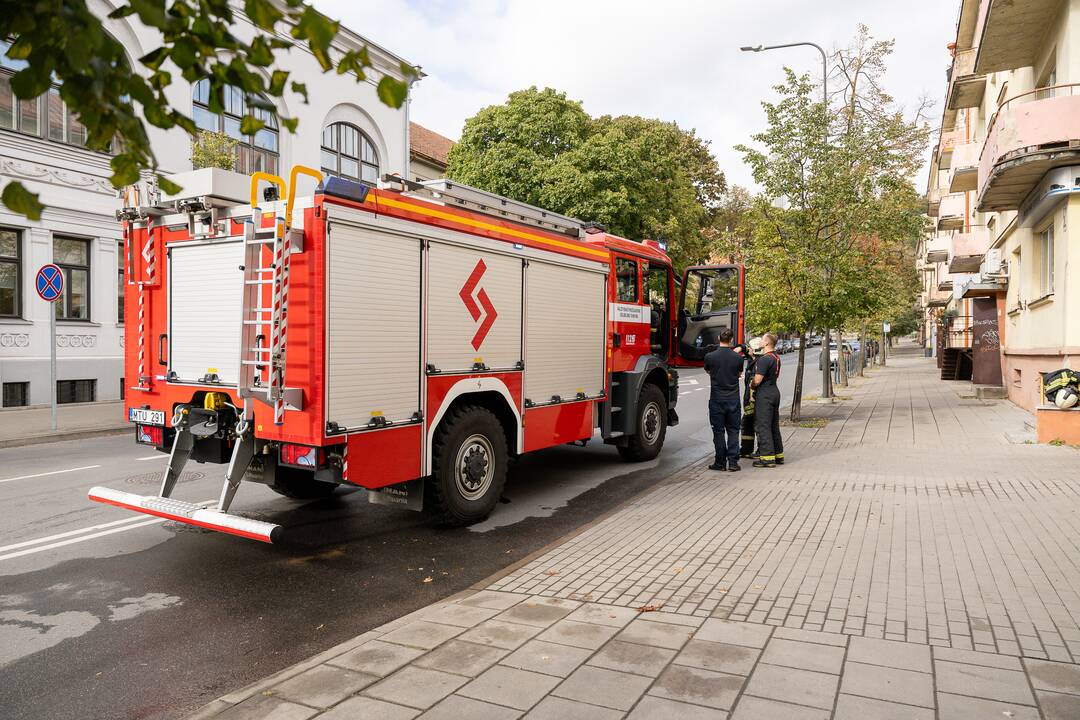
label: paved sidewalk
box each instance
[191,351,1080,719]
[0,400,127,447]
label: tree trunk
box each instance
[838,328,849,387]
[858,322,867,377]
[821,328,833,399]
[791,331,807,422]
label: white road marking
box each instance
[0,499,215,562]
[684,378,699,386]
[680,391,692,396]
[137,455,165,461]
[0,465,101,485]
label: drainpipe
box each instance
[402,71,421,180]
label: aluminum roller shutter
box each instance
[169,239,244,385]
[525,261,606,404]
[427,243,523,372]
[326,223,421,428]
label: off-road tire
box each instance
[427,405,508,527]
[617,383,667,462]
[269,465,339,499]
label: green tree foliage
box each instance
[0,0,419,219]
[191,130,238,171]
[735,26,929,417]
[447,87,726,269]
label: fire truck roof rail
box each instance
[385,176,588,239]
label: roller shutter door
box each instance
[427,243,523,372]
[525,262,606,404]
[169,239,244,385]
[326,223,421,428]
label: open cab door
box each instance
[673,264,745,367]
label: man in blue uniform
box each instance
[704,328,745,472]
[751,333,784,468]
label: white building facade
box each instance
[0,0,417,409]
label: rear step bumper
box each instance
[88,487,282,543]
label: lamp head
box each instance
[740,45,763,52]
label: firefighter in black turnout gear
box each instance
[740,338,764,459]
[751,333,784,468]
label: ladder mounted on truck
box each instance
[383,176,596,240]
[238,167,322,425]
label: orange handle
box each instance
[250,172,286,207]
[286,166,324,226]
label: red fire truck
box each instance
[89,166,744,542]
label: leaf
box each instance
[110,154,141,187]
[157,175,181,195]
[636,604,664,613]
[422,577,432,584]
[376,76,408,108]
[245,0,283,30]
[1,182,43,221]
[239,115,265,135]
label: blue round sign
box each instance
[36,264,64,302]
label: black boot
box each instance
[752,459,776,468]
[728,462,741,472]
[708,462,726,471]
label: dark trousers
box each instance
[709,393,741,467]
[740,389,756,457]
[754,386,784,462]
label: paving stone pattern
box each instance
[493,354,1080,663]
[192,352,1080,719]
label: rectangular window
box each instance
[615,257,639,302]
[2,381,28,408]
[120,378,125,401]
[57,379,95,404]
[53,235,90,321]
[1038,225,1054,296]
[117,241,124,324]
[0,227,19,317]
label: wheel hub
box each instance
[642,402,661,444]
[455,434,494,500]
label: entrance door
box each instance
[674,264,745,366]
[971,297,1002,386]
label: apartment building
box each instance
[408,122,454,182]
[920,0,1080,413]
[0,6,417,410]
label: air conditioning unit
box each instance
[983,248,1006,276]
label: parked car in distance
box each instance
[819,342,853,370]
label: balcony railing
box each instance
[978,84,1080,211]
[948,139,981,193]
[945,315,974,349]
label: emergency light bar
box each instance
[88,486,282,543]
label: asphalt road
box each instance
[0,349,821,720]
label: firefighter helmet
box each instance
[1054,386,1079,409]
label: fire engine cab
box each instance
[89,166,744,543]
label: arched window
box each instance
[321,122,379,184]
[192,79,279,175]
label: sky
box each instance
[316,0,959,192]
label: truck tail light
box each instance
[137,424,163,446]
[280,443,323,468]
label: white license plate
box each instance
[129,408,165,425]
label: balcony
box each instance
[978,85,1080,212]
[927,187,941,217]
[947,49,986,110]
[974,0,1064,74]
[925,235,950,264]
[948,140,981,193]
[937,192,966,230]
[938,129,965,169]
[948,227,990,273]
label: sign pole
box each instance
[35,263,64,433]
[50,307,57,431]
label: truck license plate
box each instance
[129,408,165,425]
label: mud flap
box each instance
[367,478,425,512]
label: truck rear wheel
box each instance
[427,405,508,526]
[270,466,339,499]
[617,383,667,462]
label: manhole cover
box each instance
[124,471,205,486]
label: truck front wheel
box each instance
[617,383,667,462]
[427,405,508,526]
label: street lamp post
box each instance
[741,40,832,397]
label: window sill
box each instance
[0,317,32,325]
[57,319,102,327]
[1028,293,1054,309]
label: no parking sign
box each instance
[36,263,64,302]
